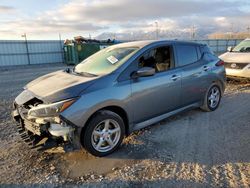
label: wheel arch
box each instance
[80,105,130,144]
[211,80,224,93]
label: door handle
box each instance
[203,66,210,71]
[171,75,181,81]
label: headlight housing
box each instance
[28,99,76,118]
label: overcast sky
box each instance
[0,0,250,40]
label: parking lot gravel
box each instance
[0,64,249,187]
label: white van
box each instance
[219,38,250,79]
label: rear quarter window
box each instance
[176,44,198,66]
[202,53,218,62]
[200,45,214,54]
[200,45,218,62]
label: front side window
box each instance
[176,45,198,67]
[138,46,173,73]
[74,46,139,76]
[232,40,250,52]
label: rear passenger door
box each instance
[175,43,208,107]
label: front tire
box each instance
[201,84,222,112]
[82,110,125,157]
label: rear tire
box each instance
[82,110,125,157]
[201,84,221,112]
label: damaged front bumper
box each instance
[12,101,79,152]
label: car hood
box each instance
[219,52,250,63]
[16,70,99,105]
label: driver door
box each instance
[130,45,182,125]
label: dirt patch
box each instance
[0,64,249,187]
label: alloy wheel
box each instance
[91,119,121,153]
[208,86,221,109]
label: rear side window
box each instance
[176,44,198,67]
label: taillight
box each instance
[216,60,224,66]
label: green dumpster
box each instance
[64,42,113,65]
[77,43,100,63]
[64,44,78,65]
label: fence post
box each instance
[59,33,64,64]
[216,40,219,54]
[22,33,31,65]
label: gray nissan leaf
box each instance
[12,40,226,157]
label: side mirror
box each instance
[245,47,250,52]
[65,67,71,73]
[227,46,233,52]
[131,67,155,79]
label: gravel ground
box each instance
[0,64,249,187]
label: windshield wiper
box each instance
[74,71,98,77]
[71,67,98,77]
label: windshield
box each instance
[232,40,250,52]
[74,46,139,76]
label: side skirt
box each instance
[131,102,200,132]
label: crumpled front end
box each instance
[12,90,79,151]
[225,63,250,79]
[219,52,250,79]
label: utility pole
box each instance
[247,26,250,37]
[21,33,30,65]
[190,25,196,40]
[230,23,234,39]
[155,21,159,40]
[113,33,116,40]
[130,32,134,41]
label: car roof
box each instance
[110,40,202,49]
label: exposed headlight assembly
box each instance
[28,99,76,118]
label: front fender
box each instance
[60,84,132,129]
